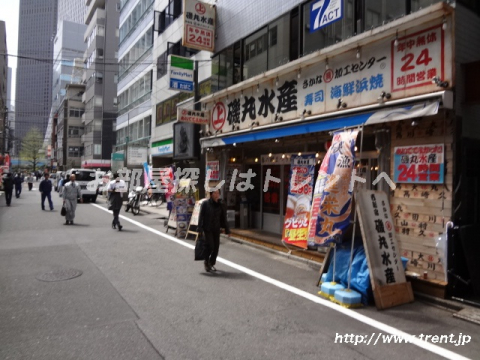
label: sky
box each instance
[0,0,19,106]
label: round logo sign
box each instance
[324,69,334,83]
[211,102,226,131]
[195,2,206,15]
[385,220,393,232]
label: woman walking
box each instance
[108,174,123,231]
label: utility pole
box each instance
[2,107,7,154]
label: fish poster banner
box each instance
[283,154,316,249]
[308,129,358,247]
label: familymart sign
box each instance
[168,55,194,92]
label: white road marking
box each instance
[91,203,471,360]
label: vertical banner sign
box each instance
[310,0,343,33]
[168,55,194,92]
[393,144,444,184]
[283,154,316,249]
[183,0,216,52]
[308,130,358,247]
[356,190,407,285]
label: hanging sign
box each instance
[393,144,444,184]
[190,198,207,226]
[308,129,358,246]
[183,0,216,52]
[283,154,316,249]
[168,55,194,92]
[177,108,210,124]
[310,0,343,33]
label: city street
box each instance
[0,187,478,360]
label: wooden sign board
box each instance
[356,190,414,310]
[185,198,207,240]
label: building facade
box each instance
[0,21,8,155]
[56,84,86,169]
[57,0,87,24]
[114,0,154,169]
[82,0,119,170]
[197,0,480,300]
[15,0,58,141]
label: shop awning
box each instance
[201,100,440,148]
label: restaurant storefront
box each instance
[200,3,456,287]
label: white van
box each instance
[65,168,98,202]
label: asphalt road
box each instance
[0,186,478,360]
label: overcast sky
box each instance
[0,0,19,105]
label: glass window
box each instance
[243,27,268,80]
[411,0,442,12]
[303,0,355,55]
[144,116,151,137]
[268,14,290,70]
[365,0,405,30]
[94,144,102,155]
[263,165,281,214]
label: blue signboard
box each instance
[310,0,343,33]
[393,144,445,184]
[169,79,194,92]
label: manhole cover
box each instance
[36,268,83,282]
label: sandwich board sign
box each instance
[168,55,194,92]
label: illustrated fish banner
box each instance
[282,154,316,249]
[307,129,358,247]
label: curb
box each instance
[221,234,322,271]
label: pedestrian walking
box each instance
[108,174,123,231]
[26,173,34,191]
[197,189,230,272]
[39,173,54,211]
[13,173,23,198]
[62,174,82,225]
[2,172,14,206]
[58,176,65,197]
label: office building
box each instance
[81,0,119,169]
[15,0,58,142]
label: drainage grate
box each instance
[36,268,83,282]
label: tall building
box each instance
[114,0,154,169]
[57,0,86,24]
[15,0,58,142]
[0,21,8,154]
[81,0,119,170]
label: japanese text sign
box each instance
[206,160,220,181]
[309,129,358,246]
[356,190,406,286]
[178,108,210,124]
[392,25,444,92]
[283,154,316,249]
[183,0,215,52]
[204,15,452,135]
[393,144,444,184]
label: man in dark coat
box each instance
[108,173,124,231]
[2,172,14,206]
[13,173,23,198]
[39,173,54,211]
[197,189,230,272]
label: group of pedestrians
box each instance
[2,171,82,225]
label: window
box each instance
[119,0,154,44]
[365,0,406,30]
[94,144,102,155]
[68,146,83,158]
[268,14,290,70]
[411,0,443,12]
[69,108,85,118]
[303,0,355,56]
[156,0,182,35]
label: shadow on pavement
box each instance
[199,270,253,280]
